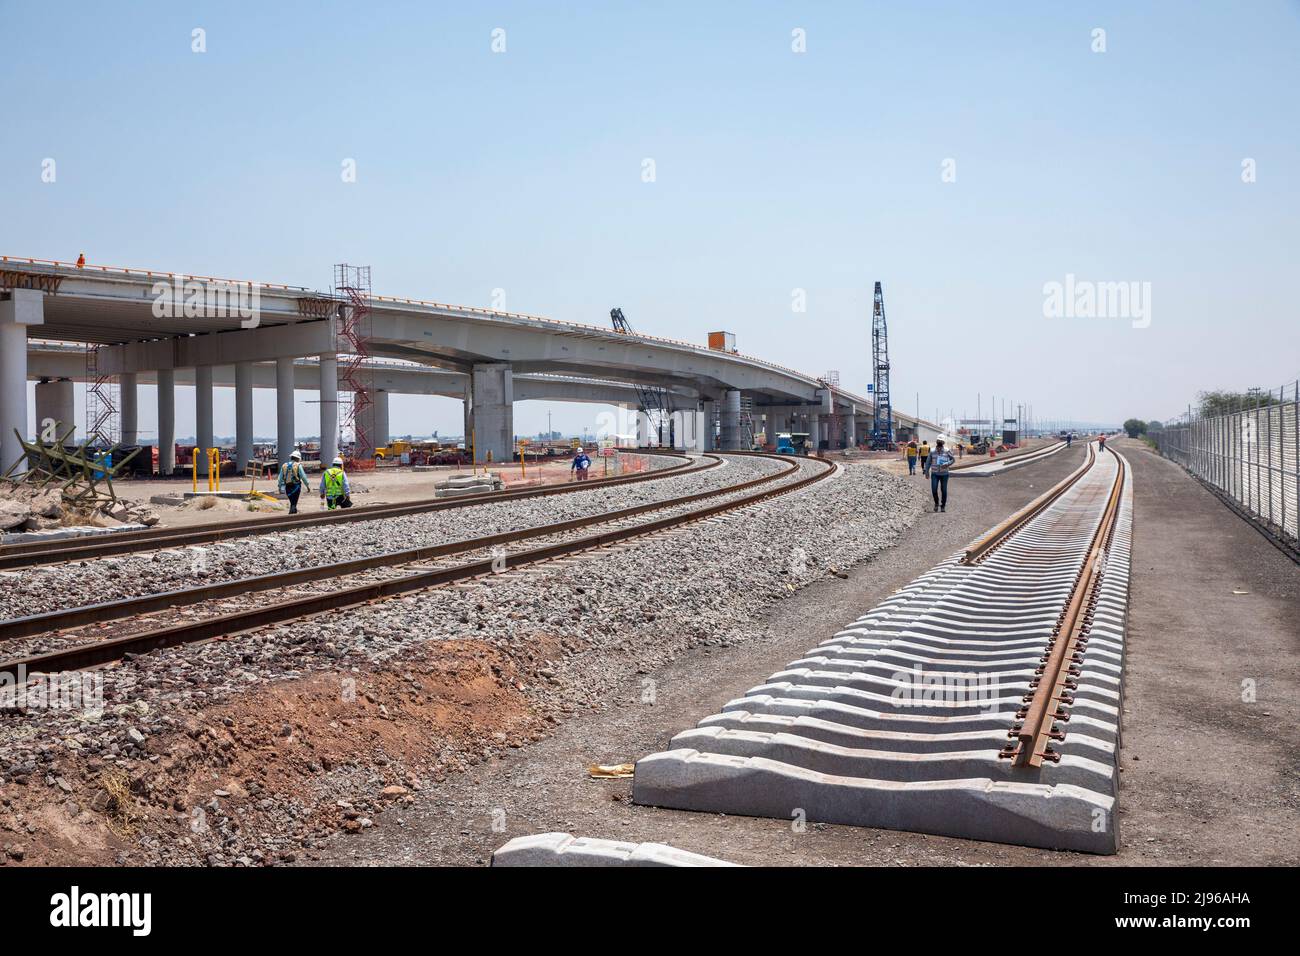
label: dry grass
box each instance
[196,496,218,510]
[99,768,140,838]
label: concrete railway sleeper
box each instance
[0,453,834,681]
[633,441,1134,854]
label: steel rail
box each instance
[0,455,835,679]
[948,438,1066,473]
[0,451,703,570]
[0,453,778,642]
[1007,450,1127,768]
[960,445,1096,565]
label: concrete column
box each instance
[357,389,389,456]
[376,390,390,448]
[845,415,857,448]
[809,413,821,452]
[34,378,76,444]
[195,365,214,477]
[470,362,513,463]
[635,407,650,446]
[0,289,43,473]
[235,362,254,471]
[462,398,474,455]
[119,372,139,446]
[157,368,175,474]
[677,407,706,452]
[275,356,295,465]
[318,354,338,466]
[720,389,742,450]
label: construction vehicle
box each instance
[777,432,811,455]
[373,439,413,461]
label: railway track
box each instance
[949,438,1068,476]
[0,452,835,681]
[0,450,701,570]
[634,441,1132,853]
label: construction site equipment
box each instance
[84,344,119,447]
[335,264,374,463]
[776,432,811,455]
[609,307,674,445]
[707,331,738,353]
[2,424,138,506]
[870,282,893,449]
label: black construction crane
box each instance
[870,282,894,449]
[610,307,673,445]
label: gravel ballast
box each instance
[0,459,923,866]
[0,453,781,619]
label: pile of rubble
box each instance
[0,483,159,536]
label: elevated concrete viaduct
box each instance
[2,257,941,473]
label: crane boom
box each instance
[870,282,893,449]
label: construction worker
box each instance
[905,440,919,475]
[278,449,311,514]
[320,456,352,509]
[918,439,931,476]
[571,446,592,481]
[75,252,86,268]
[1098,433,1107,454]
[929,439,955,513]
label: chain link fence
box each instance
[1152,379,1299,549]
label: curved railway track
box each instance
[634,441,1133,853]
[0,450,702,570]
[0,452,835,681]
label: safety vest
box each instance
[919,444,930,457]
[280,462,303,489]
[324,466,345,496]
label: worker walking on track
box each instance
[277,449,310,514]
[905,440,918,475]
[929,439,955,513]
[918,439,931,476]
[571,446,592,481]
[320,456,352,509]
[1098,433,1107,454]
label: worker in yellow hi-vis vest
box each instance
[918,440,931,476]
[320,456,352,510]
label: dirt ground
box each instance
[302,439,1298,867]
[107,456,637,528]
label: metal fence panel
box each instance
[1153,381,1299,545]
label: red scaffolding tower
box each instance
[333,264,374,465]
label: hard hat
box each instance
[290,450,302,460]
[333,456,343,466]
[575,447,584,454]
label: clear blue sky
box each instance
[3,0,1297,439]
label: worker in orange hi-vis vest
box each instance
[76,252,85,268]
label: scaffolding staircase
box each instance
[334,264,374,463]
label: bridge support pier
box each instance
[358,389,389,456]
[195,365,214,477]
[469,362,513,464]
[0,290,42,474]
[120,372,139,447]
[319,354,338,466]
[157,369,175,475]
[275,356,295,465]
[720,389,743,450]
[235,362,254,471]
[34,378,75,444]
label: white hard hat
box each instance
[290,450,302,460]
[333,456,344,466]
[575,447,584,454]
